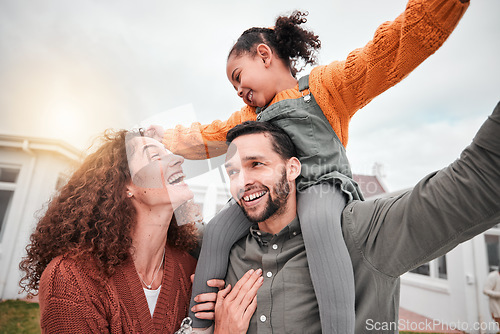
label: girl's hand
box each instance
[214,269,263,334]
[145,125,165,143]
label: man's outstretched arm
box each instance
[344,101,500,277]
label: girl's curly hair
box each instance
[229,10,321,77]
[19,129,199,296]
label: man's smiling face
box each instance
[225,133,293,224]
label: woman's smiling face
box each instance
[126,135,193,210]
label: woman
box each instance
[19,129,201,333]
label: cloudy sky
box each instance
[0,0,498,191]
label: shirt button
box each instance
[256,231,262,236]
[260,315,267,322]
[266,271,273,278]
[292,231,297,236]
[272,244,278,250]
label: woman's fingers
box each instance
[193,310,216,320]
[230,269,262,306]
[216,284,232,301]
[194,292,218,303]
[193,278,226,305]
[213,270,262,334]
[224,269,255,302]
[235,274,263,314]
[243,296,258,323]
[192,301,216,313]
[193,284,232,321]
[207,279,226,290]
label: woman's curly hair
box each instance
[229,10,321,77]
[19,129,199,296]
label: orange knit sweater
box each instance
[163,0,468,159]
[38,246,196,333]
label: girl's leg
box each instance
[297,183,355,334]
[189,199,252,329]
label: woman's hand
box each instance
[214,269,263,334]
[191,277,226,320]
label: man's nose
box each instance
[237,86,244,98]
[237,170,256,194]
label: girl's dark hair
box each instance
[19,129,198,297]
[228,11,321,77]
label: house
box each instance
[399,224,498,333]
[0,134,80,300]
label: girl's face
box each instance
[126,136,193,210]
[226,52,277,108]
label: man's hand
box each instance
[214,269,263,334]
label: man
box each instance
[211,101,500,333]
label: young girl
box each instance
[149,0,468,332]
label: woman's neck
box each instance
[131,206,173,286]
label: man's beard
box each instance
[240,167,290,224]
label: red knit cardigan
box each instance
[39,245,196,333]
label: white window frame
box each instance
[402,256,449,294]
[408,256,448,279]
[0,164,22,243]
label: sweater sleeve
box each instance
[309,0,468,140]
[39,257,111,334]
[162,105,257,160]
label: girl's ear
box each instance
[256,44,273,67]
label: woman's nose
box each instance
[237,87,244,98]
[168,154,184,166]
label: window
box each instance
[0,166,20,241]
[410,262,430,276]
[437,255,447,279]
[409,256,447,279]
[485,234,500,272]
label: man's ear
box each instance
[286,157,301,181]
[256,44,273,67]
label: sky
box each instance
[0,0,499,191]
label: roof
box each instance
[352,173,388,199]
[0,133,82,161]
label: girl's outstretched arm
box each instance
[153,105,256,160]
[309,0,469,146]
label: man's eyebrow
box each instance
[243,155,265,161]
